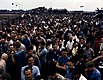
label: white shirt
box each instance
[0,59,6,73]
[100,43,103,51]
[72,35,79,42]
[66,40,74,50]
[21,65,40,80]
[7,39,14,46]
[79,74,87,80]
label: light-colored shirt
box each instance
[79,74,87,80]
[0,59,6,73]
[21,65,40,80]
[66,40,74,50]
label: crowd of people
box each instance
[0,8,103,80]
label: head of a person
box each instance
[9,44,15,51]
[61,48,68,57]
[39,41,46,48]
[85,61,95,71]
[52,44,58,51]
[1,53,8,61]
[26,55,34,67]
[14,41,21,49]
[24,34,28,39]
[58,40,62,47]
[26,45,34,55]
[66,59,74,69]
[1,39,6,44]
[79,55,87,62]
[7,36,11,41]
[72,68,81,79]
[79,37,85,44]
[24,67,32,80]
[69,36,73,42]
[0,72,11,80]
[86,42,91,49]
[73,42,78,48]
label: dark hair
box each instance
[24,67,32,74]
[85,61,94,68]
[26,55,34,62]
[40,41,46,46]
[26,45,33,51]
[15,41,21,48]
[72,68,81,76]
[67,59,74,63]
[0,72,11,80]
[80,54,87,60]
[62,48,67,52]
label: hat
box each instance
[85,61,94,68]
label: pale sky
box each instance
[0,0,103,11]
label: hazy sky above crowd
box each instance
[0,0,103,11]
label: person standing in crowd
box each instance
[24,67,34,80]
[14,40,26,80]
[77,37,86,56]
[26,45,41,69]
[85,61,101,80]
[92,50,103,80]
[0,38,8,53]
[56,48,70,76]
[6,49,16,80]
[46,43,60,78]
[21,34,31,50]
[47,43,60,63]
[48,72,66,80]
[83,42,95,61]
[75,55,88,76]
[37,41,48,80]
[0,49,6,75]
[72,68,87,80]
[66,36,74,50]
[21,55,40,80]
[65,59,75,80]
[0,72,11,80]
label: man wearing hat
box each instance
[85,61,101,80]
